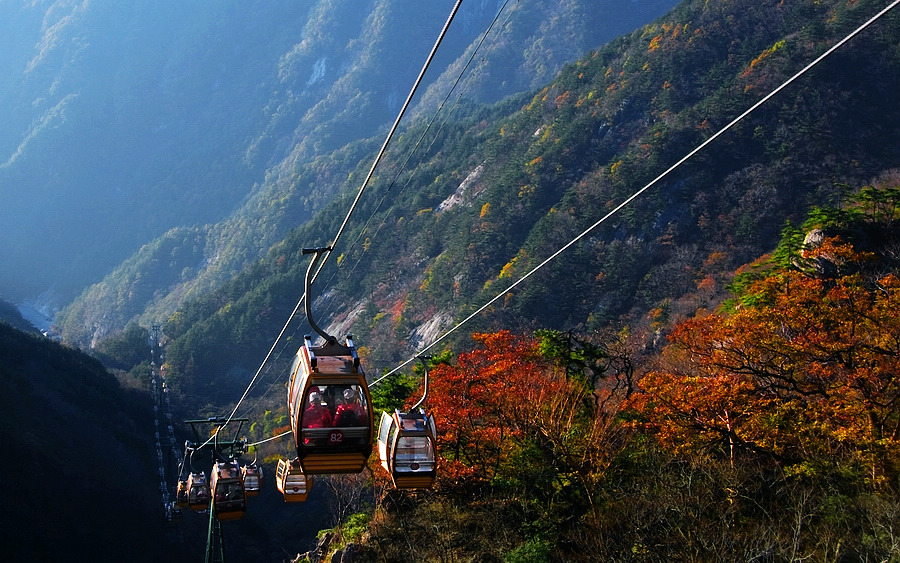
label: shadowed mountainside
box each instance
[0,0,676,308]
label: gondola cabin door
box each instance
[377,409,437,489]
[288,336,374,474]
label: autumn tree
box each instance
[426,330,630,530]
[425,331,554,486]
[634,238,900,485]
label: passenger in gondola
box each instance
[303,391,332,444]
[402,416,425,431]
[216,482,242,502]
[334,388,366,427]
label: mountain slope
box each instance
[51,0,672,346]
[1,0,676,308]
[146,0,900,397]
[0,323,174,561]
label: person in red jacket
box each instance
[334,388,366,427]
[302,391,332,444]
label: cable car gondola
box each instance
[288,335,374,473]
[377,355,438,488]
[287,248,375,475]
[186,472,210,511]
[241,462,263,496]
[275,458,314,502]
[377,408,437,489]
[211,461,246,521]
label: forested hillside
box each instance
[51,0,678,346]
[1,0,675,310]
[128,0,900,399]
[0,322,175,561]
[10,0,900,560]
[0,298,39,334]
[352,182,900,561]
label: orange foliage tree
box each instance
[426,330,629,518]
[633,239,900,484]
[426,331,559,485]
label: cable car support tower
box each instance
[183,417,249,563]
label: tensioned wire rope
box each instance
[315,0,516,301]
[370,0,900,386]
[192,0,465,452]
[247,0,900,450]
[233,0,516,424]
[240,0,519,448]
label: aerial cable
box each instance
[315,0,464,276]
[234,360,293,420]
[228,295,306,418]
[188,294,307,453]
[238,0,508,429]
[233,296,313,419]
[373,0,513,209]
[274,0,466,328]
[245,0,512,408]
[372,0,900,384]
[194,0,465,450]
[246,429,292,448]
[295,0,466,337]
[416,0,516,156]
[320,0,515,305]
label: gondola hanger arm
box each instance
[302,247,335,344]
[411,355,432,411]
